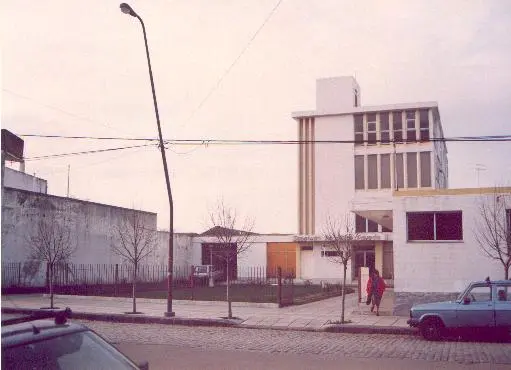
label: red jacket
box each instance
[367,276,386,297]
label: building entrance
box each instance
[353,247,375,280]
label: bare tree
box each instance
[207,200,255,319]
[322,214,366,323]
[27,211,76,309]
[474,190,511,279]
[111,209,157,313]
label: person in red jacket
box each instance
[366,269,386,316]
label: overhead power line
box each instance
[20,133,511,144]
[24,143,157,161]
[20,134,511,161]
[181,0,284,128]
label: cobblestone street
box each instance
[80,320,511,366]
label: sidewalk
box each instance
[1,293,415,335]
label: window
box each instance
[406,110,416,142]
[407,211,463,241]
[419,109,430,141]
[407,152,417,188]
[367,113,377,145]
[367,154,377,189]
[301,245,313,251]
[356,214,380,233]
[354,89,359,107]
[356,214,366,232]
[436,212,463,240]
[354,114,364,145]
[496,286,510,302]
[395,153,404,189]
[393,111,403,143]
[467,285,491,302]
[380,112,390,144]
[355,156,365,189]
[420,152,431,187]
[380,154,391,188]
[368,219,379,232]
[321,250,341,257]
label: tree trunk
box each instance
[49,264,54,309]
[227,259,232,319]
[341,263,347,323]
[132,263,137,313]
[505,265,509,280]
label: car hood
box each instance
[412,301,457,311]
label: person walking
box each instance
[366,269,386,316]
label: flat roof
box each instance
[292,101,438,119]
[393,187,511,197]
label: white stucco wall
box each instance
[4,169,47,193]
[316,76,360,113]
[314,114,355,233]
[310,243,354,283]
[393,190,510,293]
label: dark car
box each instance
[1,308,148,369]
[407,279,511,341]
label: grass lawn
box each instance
[133,283,353,304]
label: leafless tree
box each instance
[474,189,511,280]
[111,209,157,313]
[207,200,255,319]
[322,214,366,323]
[27,211,76,309]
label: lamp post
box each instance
[120,3,175,317]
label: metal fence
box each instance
[2,262,300,306]
[2,263,291,287]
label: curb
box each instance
[324,324,418,335]
[2,307,417,335]
[1,307,239,328]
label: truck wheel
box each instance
[420,318,444,341]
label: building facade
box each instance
[292,76,448,284]
[392,187,511,314]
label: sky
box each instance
[2,0,511,234]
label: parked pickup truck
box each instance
[407,279,511,341]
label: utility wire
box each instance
[21,135,511,161]
[20,133,511,144]
[2,89,120,133]
[21,134,159,141]
[25,143,157,161]
[180,0,284,128]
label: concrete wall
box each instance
[4,168,47,193]
[314,114,356,232]
[156,231,195,277]
[316,76,360,113]
[1,188,157,286]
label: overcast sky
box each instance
[2,0,510,233]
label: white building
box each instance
[291,76,510,314]
[292,76,448,282]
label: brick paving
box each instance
[80,320,511,365]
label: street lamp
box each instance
[120,3,175,317]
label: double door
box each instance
[353,248,375,279]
